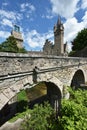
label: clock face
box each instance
[54,26,57,32]
[60,25,64,30]
[54,24,64,34]
[60,26,62,30]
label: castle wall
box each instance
[43,18,65,56]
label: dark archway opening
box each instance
[27,81,61,115]
[0,98,17,126]
[71,70,85,89]
[46,82,61,116]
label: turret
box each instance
[11,25,23,49]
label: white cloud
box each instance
[20,3,35,12]
[64,14,87,51]
[0,10,15,20]
[2,2,8,6]
[29,4,35,11]
[20,3,35,20]
[64,18,83,42]
[0,9,23,40]
[24,30,53,49]
[0,9,22,30]
[50,0,80,19]
[1,18,13,27]
[0,9,22,22]
[44,8,54,19]
[41,14,53,19]
[81,0,87,9]
[82,11,87,27]
[0,31,10,38]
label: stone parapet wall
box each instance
[0,52,87,77]
[0,52,87,58]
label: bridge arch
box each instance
[70,69,85,89]
[24,74,63,114]
[30,80,62,115]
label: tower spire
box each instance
[57,15,61,25]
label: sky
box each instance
[0,0,87,51]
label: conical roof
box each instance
[57,16,61,26]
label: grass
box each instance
[17,89,28,101]
[9,82,47,123]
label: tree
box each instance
[0,36,27,53]
[72,28,87,51]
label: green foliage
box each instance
[17,90,28,102]
[9,109,30,123]
[9,88,87,130]
[58,88,87,130]
[0,36,27,53]
[20,102,54,130]
[72,28,87,51]
[18,47,27,53]
[58,100,87,130]
[17,90,28,113]
[68,51,76,56]
[69,88,87,107]
[0,36,18,52]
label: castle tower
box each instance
[11,25,23,48]
[54,17,64,55]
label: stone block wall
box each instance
[0,52,87,77]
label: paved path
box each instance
[0,118,23,130]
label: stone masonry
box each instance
[11,25,23,49]
[43,17,68,56]
[0,52,87,110]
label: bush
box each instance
[20,102,54,130]
[58,88,87,130]
[20,89,87,130]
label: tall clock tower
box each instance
[54,17,64,55]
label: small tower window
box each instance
[14,25,20,32]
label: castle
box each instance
[11,18,68,56]
[43,17,68,56]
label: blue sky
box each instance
[0,0,87,51]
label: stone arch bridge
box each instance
[0,52,87,111]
